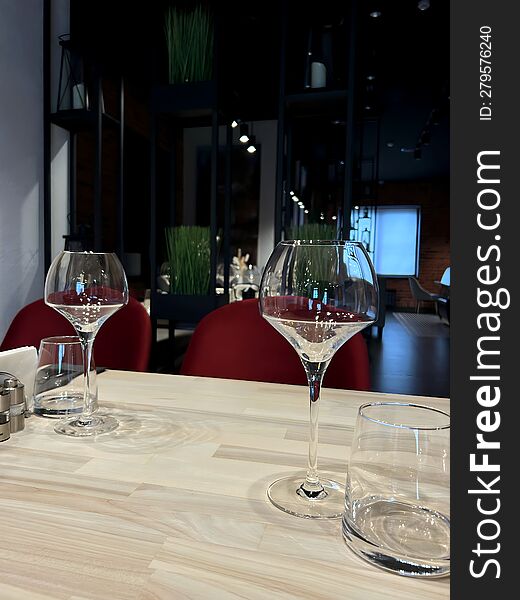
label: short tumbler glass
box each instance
[33,336,98,418]
[342,402,450,577]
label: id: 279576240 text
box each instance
[480,25,492,121]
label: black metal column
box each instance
[274,1,288,244]
[342,0,358,240]
[223,123,232,295]
[149,113,158,367]
[93,70,102,251]
[117,76,124,259]
[69,132,77,236]
[209,109,219,295]
[43,0,51,270]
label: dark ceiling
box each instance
[70,0,449,182]
[358,0,450,181]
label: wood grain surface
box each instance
[0,371,450,599]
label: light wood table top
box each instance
[1,371,450,599]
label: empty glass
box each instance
[45,251,128,436]
[260,241,378,518]
[342,402,450,577]
[33,336,97,418]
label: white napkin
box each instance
[0,346,38,402]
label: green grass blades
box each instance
[286,224,341,297]
[165,226,211,295]
[164,5,213,84]
[287,223,338,242]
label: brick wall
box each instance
[375,179,450,310]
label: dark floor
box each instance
[366,311,450,398]
[155,309,450,399]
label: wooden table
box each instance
[0,371,450,599]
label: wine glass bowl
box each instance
[260,240,378,518]
[44,251,128,436]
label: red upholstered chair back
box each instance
[181,299,370,390]
[0,297,151,372]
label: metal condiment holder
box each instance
[0,390,10,442]
[0,371,29,439]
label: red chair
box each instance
[0,297,152,372]
[181,299,370,390]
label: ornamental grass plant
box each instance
[164,4,213,84]
[165,226,211,295]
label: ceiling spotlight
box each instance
[231,120,239,128]
[298,201,304,207]
[332,215,337,220]
[292,195,299,202]
[289,191,295,196]
[414,148,422,160]
[386,141,395,148]
[304,209,309,214]
[364,105,372,111]
[239,123,249,144]
[246,136,257,153]
[370,11,382,18]
[418,0,430,10]
[354,205,359,210]
[367,74,376,81]
[299,204,305,210]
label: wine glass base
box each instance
[54,414,119,437]
[267,473,345,519]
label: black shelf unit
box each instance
[148,13,232,370]
[275,0,358,241]
[45,45,126,258]
[49,108,121,132]
[285,89,348,116]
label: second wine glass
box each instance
[259,240,378,518]
[45,251,128,437]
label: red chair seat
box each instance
[1,297,151,372]
[181,299,370,390]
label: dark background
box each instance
[67,0,450,308]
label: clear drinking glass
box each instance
[342,402,450,577]
[44,251,128,436]
[33,336,97,418]
[260,240,378,518]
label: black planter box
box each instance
[151,292,228,324]
[151,81,217,118]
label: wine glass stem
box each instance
[302,361,328,495]
[79,333,96,419]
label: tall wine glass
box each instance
[44,251,129,436]
[260,240,378,518]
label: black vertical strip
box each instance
[223,123,232,296]
[69,132,76,236]
[209,109,218,296]
[149,114,158,365]
[210,8,219,298]
[93,70,102,251]
[274,1,287,244]
[452,1,517,596]
[372,117,381,251]
[169,122,176,227]
[43,0,51,270]
[117,76,124,259]
[285,118,292,235]
[342,0,357,240]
